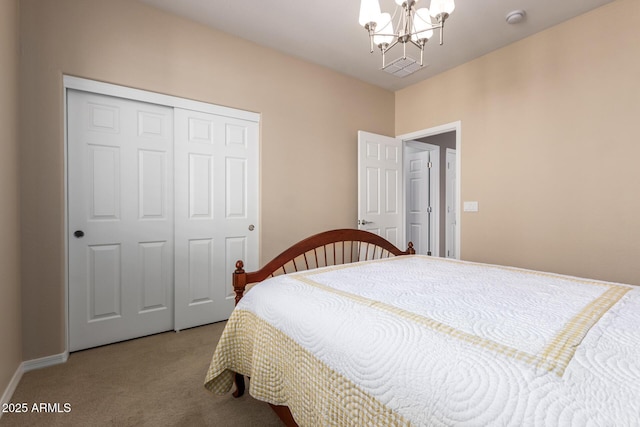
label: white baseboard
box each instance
[0,351,68,420]
[0,363,24,410]
[22,352,68,373]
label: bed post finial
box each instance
[233,260,247,305]
[407,242,416,255]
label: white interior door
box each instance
[405,149,431,255]
[174,109,259,331]
[68,90,174,351]
[446,148,457,258]
[357,131,403,248]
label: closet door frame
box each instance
[63,75,260,353]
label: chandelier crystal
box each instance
[359,0,455,72]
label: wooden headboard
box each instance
[232,228,415,305]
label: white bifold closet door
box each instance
[68,90,258,351]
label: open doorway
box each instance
[399,122,460,259]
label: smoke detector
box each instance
[506,10,526,24]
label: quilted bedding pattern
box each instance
[205,255,640,426]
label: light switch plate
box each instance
[463,201,479,212]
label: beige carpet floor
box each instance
[0,322,282,427]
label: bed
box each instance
[204,228,640,426]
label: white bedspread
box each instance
[206,255,640,426]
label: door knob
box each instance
[74,230,85,238]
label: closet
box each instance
[66,79,258,351]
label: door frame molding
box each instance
[63,75,261,353]
[63,76,260,121]
[397,121,461,259]
[445,148,457,258]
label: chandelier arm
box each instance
[435,14,449,45]
[409,23,443,38]
[408,39,423,50]
[372,31,399,37]
[381,38,400,54]
[408,39,425,66]
[365,23,376,53]
[409,22,444,46]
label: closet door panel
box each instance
[68,90,174,351]
[174,108,258,330]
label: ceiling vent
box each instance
[382,56,427,78]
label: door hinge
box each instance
[427,206,433,213]
[427,161,433,169]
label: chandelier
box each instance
[359,0,455,74]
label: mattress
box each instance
[205,255,640,426]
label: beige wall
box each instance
[19,0,394,359]
[18,0,637,363]
[0,0,22,397]
[396,0,640,285]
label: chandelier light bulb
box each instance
[359,0,382,27]
[412,8,433,43]
[373,12,395,47]
[429,0,455,18]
